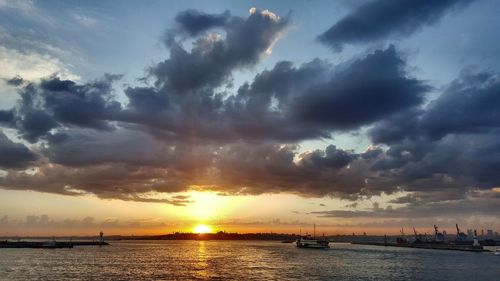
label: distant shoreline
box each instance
[2,232,499,244]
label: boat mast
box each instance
[313,224,316,239]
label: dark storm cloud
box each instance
[209,138,500,199]
[174,9,231,37]
[220,58,334,141]
[300,145,357,169]
[0,130,37,169]
[369,70,500,145]
[384,134,500,190]
[368,108,423,144]
[318,0,473,50]
[42,128,173,167]
[42,127,212,173]
[154,8,289,92]
[206,46,425,142]
[6,75,122,142]
[16,111,58,143]
[0,138,368,199]
[0,127,213,203]
[107,9,293,145]
[11,84,58,142]
[0,162,191,202]
[0,109,15,125]
[3,122,500,207]
[0,45,433,201]
[421,71,500,139]
[210,143,367,196]
[290,46,429,129]
[118,46,427,143]
[39,75,122,130]
[357,129,500,213]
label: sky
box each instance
[1,0,500,237]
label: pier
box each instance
[0,231,109,249]
[351,241,491,252]
[0,240,109,249]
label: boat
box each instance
[296,236,330,249]
[495,249,500,255]
[296,224,330,249]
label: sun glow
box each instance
[194,224,212,234]
[183,191,250,221]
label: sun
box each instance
[194,224,212,234]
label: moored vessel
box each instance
[296,224,330,249]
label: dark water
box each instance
[0,241,499,280]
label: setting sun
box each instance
[193,225,212,234]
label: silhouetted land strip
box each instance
[352,241,491,252]
[138,232,299,241]
[0,240,109,248]
[2,233,498,246]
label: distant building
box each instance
[443,230,447,236]
[481,229,485,236]
[467,229,473,237]
[487,230,494,237]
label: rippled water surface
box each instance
[0,241,499,280]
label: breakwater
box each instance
[352,241,490,252]
[0,240,109,248]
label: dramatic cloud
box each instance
[0,109,14,125]
[210,143,363,196]
[174,9,231,37]
[1,137,366,199]
[289,46,429,129]
[156,8,289,92]
[4,75,122,142]
[1,40,493,205]
[318,0,473,50]
[369,70,500,143]
[129,45,426,142]
[369,133,500,193]
[0,130,37,169]
[363,68,500,204]
[0,162,192,204]
[1,5,500,217]
[421,71,500,139]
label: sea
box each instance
[0,240,499,280]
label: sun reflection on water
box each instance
[196,241,208,278]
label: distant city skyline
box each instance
[1,0,500,236]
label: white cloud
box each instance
[0,45,79,81]
[0,45,79,108]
